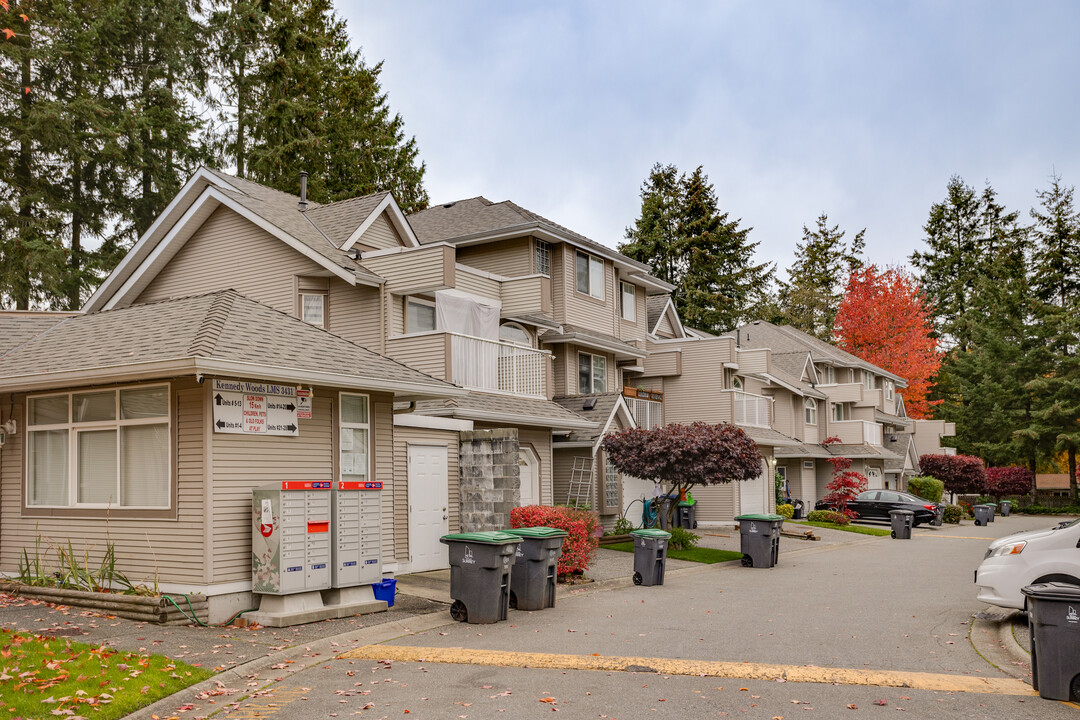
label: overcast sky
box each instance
[344,1,1080,281]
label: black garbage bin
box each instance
[930,502,945,527]
[791,499,805,520]
[677,498,697,529]
[1021,582,1080,701]
[630,528,670,586]
[504,526,567,611]
[1000,500,1012,517]
[889,509,914,539]
[440,531,522,624]
[973,504,992,526]
[986,503,996,522]
[735,513,784,568]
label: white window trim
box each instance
[25,384,172,510]
[731,376,743,391]
[576,251,604,300]
[620,281,636,322]
[885,380,894,400]
[578,352,607,394]
[405,296,437,334]
[832,402,847,422]
[535,239,551,277]
[804,398,817,426]
[499,322,532,347]
[339,392,372,483]
[864,371,875,391]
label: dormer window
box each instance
[301,293,326,328]
[576,251,604,300]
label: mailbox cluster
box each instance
[252,480,383,596]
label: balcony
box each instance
[831,420,883,446]
[728,390,771,428]
[386,331,549,398]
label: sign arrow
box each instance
[285,424,297,432]
[285,403,295,411]
[216,419,226,429]
[215,393,223,405]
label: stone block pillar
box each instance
[458,429,520,532]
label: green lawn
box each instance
[0,629,212,719]
[790,520,892,537]
[602,543,745,564]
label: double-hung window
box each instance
[576,251,604,300]
[339,393,370,483]
[578,352,607,393]
[405,296,436,333]
[832,402,848,422]
[885,380,894,401]
[864,371,875,391]
[535,240,551,277]
[27,385,171,509]
[620,281,636,321]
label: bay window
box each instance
[578,352,607,393]
[27,385,170,509]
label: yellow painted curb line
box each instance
[924,535,991,540]
[339,645,1036,696]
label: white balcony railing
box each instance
[449,333,547,398]
[729,390,771,428]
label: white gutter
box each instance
[420,407,599,431]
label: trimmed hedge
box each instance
[777,503,795,519]
[511,505,600,576]
[806,509,850,525]
[943,504,964,524]
[907,476,944,503]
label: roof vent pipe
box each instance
[298,171,309,210]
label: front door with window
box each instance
[518,448,539,507]
[408,444,449,572]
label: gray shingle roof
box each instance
[552,392,624,443]
[203,169,384,284]
[770,351,812,380]
[731,321,906,384]
[414,391,597,430]
[0,290,455,392]
[737,425,801,447]
[304,191,391,247]
[646,295,669,334]
[539,324,646,357]
[408,196,654,274]
[0,313,76,355]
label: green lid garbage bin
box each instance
[1000,500,1012,517]
[973,504,992,526]
[677,497,697,529]
[734,514,784,568]
[889,509,914,539]
[440,531,522,624]
[504,527,568,611]
[629,528,671,586]
[1022,582,1080,701]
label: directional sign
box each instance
[212,380,299,436]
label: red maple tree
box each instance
[833,265,941,419]
[822,437,868,519]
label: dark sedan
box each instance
[815,490,938,526]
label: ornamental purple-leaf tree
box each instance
[985,466,1034,498]
[601,422,763,525]
[918,454,987,497]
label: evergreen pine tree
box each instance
[776,214,865,340]
[676,167,773,334]
[1030,173,1080,308]
[620,163,684,287]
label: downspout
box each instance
[393,402,416,415]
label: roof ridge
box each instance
[307,190,390,210]
[188,290,237,357]
[0,315,76,361]
[90,289,229,315]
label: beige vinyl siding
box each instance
[560,246,618,336]
[362,245,454,293]
[456,237,531,277]
[616,275,649,340]
[804,421,819,444]
[736,348,770,374]
[0,381,207,587]
[692,482,737,523]
[210,390,334,583]
[372,398,395,564]
[771,392,797,437]
[554,344,615,396]
[453,266,502,302]
[501,275,551,316]
[355,212,404,251]
[136,206,327,312]
[392,426,460,562]
[650,342,730,425]
[857,388,884,410]
[327,281,382,350]
[384,334,449,381]
[654,313,676,338]
[642,350,681,377]
[825,383,863,403]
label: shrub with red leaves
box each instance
[822,437,868,519]
[985,466,1033,497]
[510,505,600,577]
[919,454,986,496]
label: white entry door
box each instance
[408,444,449,572]
[519,448,539,507]
[740,459,768,515]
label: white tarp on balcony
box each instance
[435,289,500,339]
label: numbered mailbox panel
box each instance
[331,481,383,588]
[252,481,332,595]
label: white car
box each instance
[975,518,1080,610]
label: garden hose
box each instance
[162,593,258,628]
